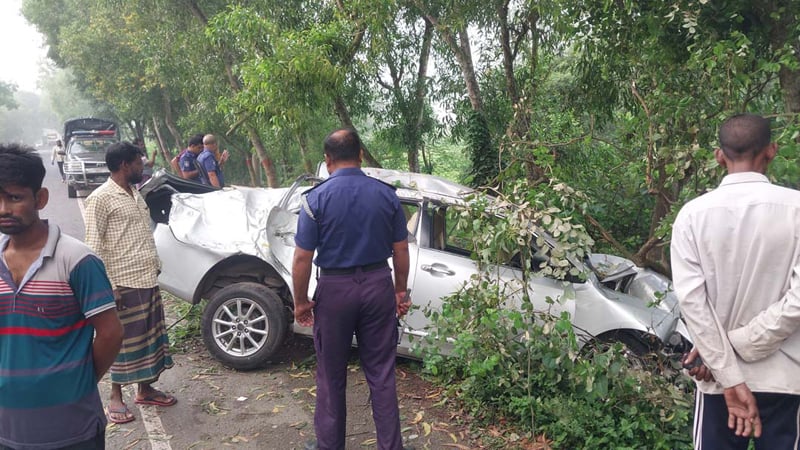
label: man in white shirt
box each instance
[671,113,800,448]
[51,139,65,182]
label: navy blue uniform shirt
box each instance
[295,167,407,268]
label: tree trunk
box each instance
[497,0,518,107]
[244,127,277,187]
[458,29,484,113]
[296,131,313,174]
[161,91,183,151]
[753,1,800,117]
[414,1,484,114]
[244,153,257,186]
[408,20,434,173]
[251,153,262,185]
[151,116,172,166]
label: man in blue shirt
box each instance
[178,134,204,181]
[292,128,411,450]
[197,134,227,187]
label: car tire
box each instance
[583,330,654,359]
[67,185,77,198]
[201,282,288,370]
[604,331,652,357]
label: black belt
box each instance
[319,260,388,276]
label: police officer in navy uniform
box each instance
[292,128,411,450]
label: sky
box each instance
[0,0,49,93]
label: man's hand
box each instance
[395,290,411,318]
[723,383,762,438]
[682,348,715,382]
[294,298,315,327]
[113,289,124,311]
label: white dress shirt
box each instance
[671,172,800,394]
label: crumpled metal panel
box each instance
[168,186,291,262]
[318,164,472,203]
[589,253,679,314]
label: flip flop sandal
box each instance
[134,390,177,407]
[105,405,135,424]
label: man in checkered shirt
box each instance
[85,141,176,425]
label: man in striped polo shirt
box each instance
[0,144,123,449]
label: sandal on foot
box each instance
[134,390,177,407]
[106,405,135,424]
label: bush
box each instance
[416,179,693,449]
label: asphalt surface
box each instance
[36,154,476,450]
[39,147,85,240]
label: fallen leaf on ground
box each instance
[425,390,442,399]
[122,440,141,450]
[422,422,431,436]
[432,423,450,432]
[410,410,424,424]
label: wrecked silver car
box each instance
[143,168,690,370]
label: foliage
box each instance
[417,179,692,448]
[162,293,204,352]
[465,110,495,187]
[0,81,17,111]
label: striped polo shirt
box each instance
[0,223,116,449]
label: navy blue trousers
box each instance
[312,267,401,450]
[694,391,800,449]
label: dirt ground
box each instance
[99,299,486,450]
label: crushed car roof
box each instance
[316,164,478,203]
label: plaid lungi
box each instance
[110,286,174,384]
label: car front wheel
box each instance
[201,282,288,370]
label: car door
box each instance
[404,203,478,339]
[404,202,576,341]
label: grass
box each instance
[161,291,204,352]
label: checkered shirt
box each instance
[84,178,160,289]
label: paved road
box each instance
[38,147,85,240]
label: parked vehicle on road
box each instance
[142,168,691,370]
[63,117,119,198]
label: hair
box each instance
[203,134,217,146]
[0,144,46,193]
[718,114,772,160]
[188,134,204,147]
[106,141,144,172]
[323,128,362,162]
[56,139,62,146]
